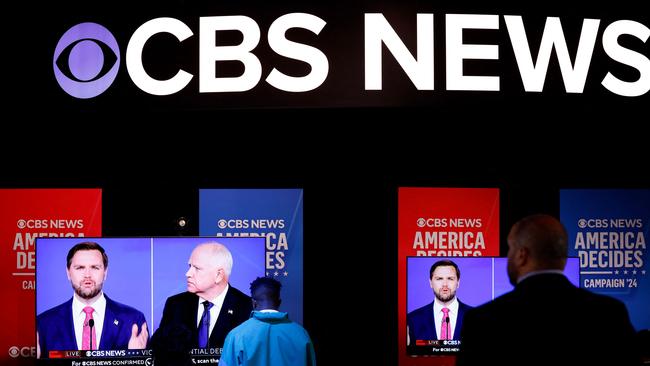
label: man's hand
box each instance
[128,322,149,349]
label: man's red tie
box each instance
[82,306,96,350]
[440,307,450,340]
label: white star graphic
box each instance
[274,271,279,276]
[615,270,619,275]
[624,270,628,275]
[283,271,288,276]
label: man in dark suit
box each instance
[407,259,472,346]
[457,214,639,366]
[37,242,148,358]
[151,242,252,365]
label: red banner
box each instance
[398,188,499,366]
[0,189,101,364]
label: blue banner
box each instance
[199,189,304,324]
[560,189,649,331]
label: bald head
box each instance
[193,242,233,276]
[185,242,233,300]
[507,214,568,284]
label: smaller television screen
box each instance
[406,256,580,355]
[36,237,266,365]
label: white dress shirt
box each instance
[433,297,459,339]
[196,284,229,337]
[72,292,106,350]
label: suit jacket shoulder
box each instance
[458,274,638,366]
[408,300,472,343]
[37,295,147,356]
[407,301,433,319]
[105,295,146,317]
[155,291,199,337]
[37,299,76,356]
[99,295,147,350]
[37,299,72,327]
[407,301,436,341]
[223,285,252,312]
[209,285,253,348]
[153,286,253,352]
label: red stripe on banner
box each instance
[0,189,102,364]
[398,188,499,366]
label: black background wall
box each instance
[3,0,649,364]
[4,125,648,365]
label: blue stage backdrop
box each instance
[199,189,304,324]
[561,189,650,331]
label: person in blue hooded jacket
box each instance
[220,277,316,366]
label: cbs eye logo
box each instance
[53,22,120,99]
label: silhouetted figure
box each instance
[457,214,639,366]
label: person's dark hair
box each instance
[66,242,108,269]
[250,277,282,308]
[429,260,460,279]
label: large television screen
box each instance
[35,237,266,365]
[406,256,580,355]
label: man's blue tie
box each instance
[198,301,213,348]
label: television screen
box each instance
[406,256,580,355]
[36,237,266,365]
